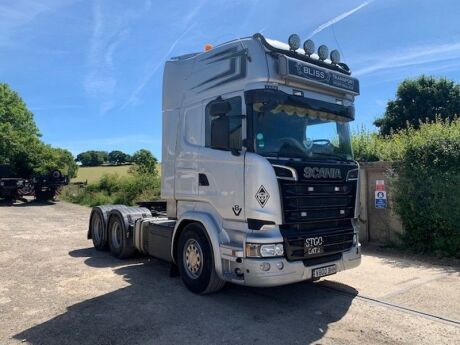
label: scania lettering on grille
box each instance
[303,167,342,179]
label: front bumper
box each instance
[225,243,361,287]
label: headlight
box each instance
[246,243,284,258]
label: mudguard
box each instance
[171,211,230,279]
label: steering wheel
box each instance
[311,139,332,145]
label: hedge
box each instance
[352,118,460,257]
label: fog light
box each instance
[260,262,270,271]
[235,268,243,276]
[276,262,284,270]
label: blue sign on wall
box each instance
[375,191,387,209]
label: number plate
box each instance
[312,265,337,278]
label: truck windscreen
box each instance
[251,102,353,161]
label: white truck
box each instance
[87,33,362,294]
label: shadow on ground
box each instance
[14,247,357,345]
[0,199,56,207]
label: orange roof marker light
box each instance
[204,43,213,52]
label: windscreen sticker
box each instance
[256,133,265,148]
[255,185,270,208]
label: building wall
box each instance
[358,162,404,244]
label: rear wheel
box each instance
[108,214,135,259]
[90,211,107,250]
[178,223,225,294]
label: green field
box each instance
[72,165,132,183]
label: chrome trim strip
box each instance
[272,164,298,181]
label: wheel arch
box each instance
[171,211,228,279]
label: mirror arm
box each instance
[230,148,241,156]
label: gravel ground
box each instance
[0,199,459,345]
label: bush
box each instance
[391,121,460,257]
[61,172,160,207]
[352,117,460,162]
[351,126,381,162]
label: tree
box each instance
[108,150,130,165]
[0,83,42,176]
[38,146,79,178]
[0,83,77,178]
[76,151,108,166]
[374,76,460,136]
[130,149,158,175]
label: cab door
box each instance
[197,93,246,221]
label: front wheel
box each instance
[178,223,225,294]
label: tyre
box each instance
[178,223,225,294]
[89,210,108,250]
[108,214,135,259]
[51,170,62,179]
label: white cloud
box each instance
[354,41,460,77]
[308,1,373,38]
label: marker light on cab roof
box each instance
[204,43,213,52]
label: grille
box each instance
[279,180,357,224]
[273,161,358,261]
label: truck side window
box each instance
[205,96,242,151]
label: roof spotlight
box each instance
[303,39,315,56]
[318,45,329,61]
[288,34,301,51]
[330,49,341,64]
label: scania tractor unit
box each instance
[88,33,362,294]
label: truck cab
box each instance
[88,33,361,294]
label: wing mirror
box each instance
[209,100,232,117]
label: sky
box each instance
[1,0,460,159]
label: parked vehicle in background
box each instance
[0,165,25,201]
[0,164,68,202]
[32,170,68,201]
[88,33,362,294]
